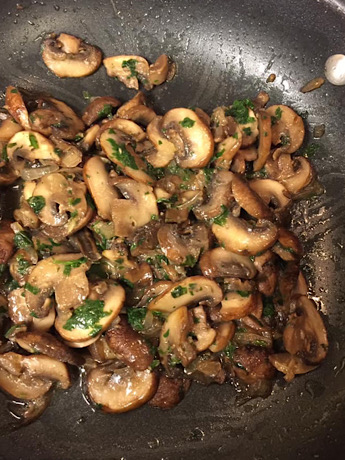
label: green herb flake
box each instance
[253,339,268,347]
[14,231,33,249]
[82,90,91,100]
[203,168,214,184]
[1,145,8,162]
[243,127,252,136]
[163,329,170,338]
[122,278,134,289]
[122,58,138,78]
[150,359,160,370]
[151,214,159,221]
[262,296,275,318]
[74,133,84,142]
[232,132,239,139]
[280,134,290,146]
[69,198,81,206]
[16,256,31,276]
[10,88,18,94]
[63,299,109,337]
[107,138,138,170]
[30,311,39,318]
[127,307,147,331]
[24,283,40,295]
[158,140,163,145]
[29,133,39,149]
[98,104,113,118]
[223,341,237,360]
[152,310,165,320]
[5,325,21,338]
[179,117,195,128]
[53,257,87,276]
[54,147,63,157]
[236,290,251,298]
[226,99,255,124]
[271,107,283,125]
[183,255,197,267]
[171,285,188,298]
[170,355,182,366]
[213,204,229,226]
[302,143,320,158]
[27,196,46,214]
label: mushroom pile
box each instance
[0,84,328,421]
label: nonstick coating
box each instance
[0,0,345,459]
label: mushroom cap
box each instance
[87,364,158,413]
[82,96,121,126]
[162,108,214,168]
[42,33,102,78]
[200,247,257,279]
[266,105,305,154]
[146,116,176,168]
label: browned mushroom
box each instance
[148,375,191,409]
[103,55,152,90]
[105,316,154,371]
[0,221,14,264]
[82,97,121,126]
[273,228,303,261]
[200,247,257,279]
[232,346,275,384]
[209,322,236,353]
[0,112,22,141]
[148,54,171,86]
[231,173,273,219]
[283,296,328,364]
[5,86,31,130]
[253,109,272,172]
[42,33,102,78]
[266,105,305,155]
[269,353,317,382]
[146,116,176,167]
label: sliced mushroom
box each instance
[7,131,60,176]
[9,247,37,286]
[191,306,216,352]
[55,282,125,344]
[97,118,146,144]
[103,55,152,90]
[148,276,223,314]
[5,86,31,130]
[0,221,14,264]
[161,108,214,168]
[24,253,90,317]
[212,216,278,256]
[148,375,190,409]
[283,296,328,364]
[106,316,153,370]
[111,176,158,238]
[0,113,22,142]
[82,96,121,126]
[231,147,257,174]
[266,105,305,154]
[249,179,291,214]
[0,352,70,399]
[42,33,102,78]
[88,335,118,363]
[87,363,158,412]
[83,156,118,221]
[214,130,243,170]
[209,322,236,352]
[200,247,257,279]
[219,290,257,321]
[231,173,273,219]
[100,128,153,184]
[273,228,303,261]
[159,306,196,367]
[253,109,272,171]
[280,156,314,195]
[146,116,176,167]
[148,54,170,86]
[253,251,278,296]
[269,353,317,382]
[50,136,82,168]
[193,170,234,221]
[184,353,226,385]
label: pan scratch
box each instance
[109,0,117,17]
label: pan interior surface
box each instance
[0,0,345,459]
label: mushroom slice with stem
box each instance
[209,322,236,353]
[231,173,273,219]
[100,128,153,185]
[231,147,257,174]
[0,352,70,399]
[103,55,152,90]
[97,118,146,144]
[238,107,259,148]
[280,156,314,196]
[24,253,90,317]
[199,247,257,279]
[55,282,125,344]
[212,216,278,256]
[214,128,243,170]
[111,176,158,238]
[269,353,317,382]
[7,131,61,176]
[82,96,121,126]
[148,375,191,410]
[106,316,154,371]
[148,276,223,314]
[146,116,176,167]
[87,363,158,413]
[159,306,197,368]
[161,108,214,168]
[249,179,291,214]
[253,109,272,172]
[266,105,305,155]
[15,331,84,366]
[42,33,102,78]
[273,228,303,261]
[283,296,328,364]
[148,54,171,86]
[190,306,216,352]
[193,170,234,221]
[116,91,156,126]
[83,156,119,221]
[219,287,257,321]
[5,86,31,130]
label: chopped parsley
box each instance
[69,198,81,206]
[127,307,147,331]
[14,231,33,249]
[27,196,46,214]
[107,138,138,170]
[16,255,31,276]
[171,285,188,298]
[74,133,84,142]
[253,339,268,347]
[82,90,91,100]
[5,325,22,338]
[98,104,113,118]
[53,257,87,276]
[280,134,290,146]
[203,168,214,184]
[24,283,40,295]
[262,296,275,318]
[121,278,134,289]
[236,290,251,297]
[150,359,160,370]
[179,117,195,128]
[29,133,39,149]
[223,341,237,360]
[271,107,283,125]
[226,99,255,124]
[182,255,197,267]
[302,143,320,158]
[63,299,109,337]
[163,329,170,338]
[243,127,252,136]
[122,59,138,78]
[212,205,229,226]
[54,147,63,156]
[2,145,8,162]
[10,88,18,94]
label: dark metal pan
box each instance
[0,0,345,458]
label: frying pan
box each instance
[0,0,345,458]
